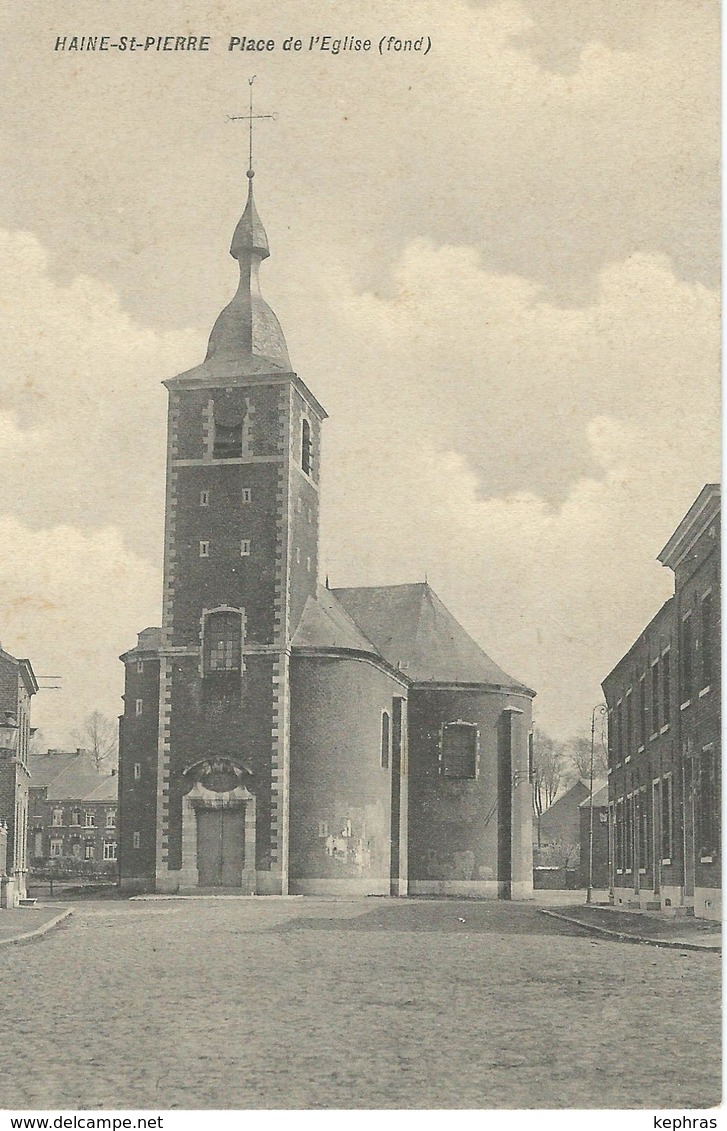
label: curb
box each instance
[0,908,72,948]
[540,908,721,953]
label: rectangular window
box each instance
[615,799,624,872]
[84,843,94,860]
[440,722,478,779]
[205,611,242,672]
[624,795,634,872]
[381,710,391,770]
[296,547,301,564]
[642,791,651,868]
[698,746,719,859]
[662,651,671,726]
[135,699,143,716]
[85,813,96,828]
[651,659,660,734]
[106,810,116,828]
[200,490,210,507]
[680,614,693,703]
[199,541,210,558]
[133,832,140,849]
[317,821,329,838]
[240,539,251,557]
[70,810,81,827]
[133,763,141,781]
[661,775,673,861]
[137,660,144,674]
[50,839,62,858]
[625,691,633,757]
[615,701,622,761]
[306,556,311,572]
[72,842,82,860]
[52,808,63,827]
[241,488,251,504]
[103,841,118,861]
[701,592,714,689]
[639,676,647,747]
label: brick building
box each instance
[603,485,720,920]
[28,749,118,875]
[0,647,38,903]
[118,166,535,898]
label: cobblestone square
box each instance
[2,898,720,1110]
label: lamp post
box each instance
[587,703,608,905]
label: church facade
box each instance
[117,168,535,899]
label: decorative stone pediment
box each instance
[183,755,254,800]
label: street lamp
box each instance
[587,702,608,905]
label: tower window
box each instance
[440,722,479,779]
[301,418,312,475]
[240,539,251,557]
[205,611,242,672]
[199,541,210,558]
[134,763,141,780]
[137,660,144,674]
[200,491,210,507]
[212,402,244,460]
[241,488,252,504]
[381,710,391,769]
[133,832,140,850]
[135,699,143,716]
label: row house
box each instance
[603,485,720,919]
[28,749,118,875]
[0,647,38,903]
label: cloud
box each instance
[308,242,718,736]
[0,518,160,745]
[0,222,717,745]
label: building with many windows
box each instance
[28,749,118,877]
[0,647,38,903]
[603,485,720,919]
[117,165,535,898]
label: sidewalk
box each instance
[0,905,71,946]
[541,902,721,952]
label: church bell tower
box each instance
[125,159,326,894]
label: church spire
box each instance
[205,83,290,373]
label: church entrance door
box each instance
[196,807,245,887]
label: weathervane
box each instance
[227,76,277,176]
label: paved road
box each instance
[1,898,720,1109]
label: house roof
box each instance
[28,750,117,802]
[332,582,533,693]
[580,783,609,808]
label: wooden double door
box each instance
[196,806,245,887]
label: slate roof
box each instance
[291,587,379,654]
[330,582,533,693]
[579,782,609,808]
[28,750,117,802]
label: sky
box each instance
[0,0,720,746]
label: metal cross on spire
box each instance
[228,76,277,176]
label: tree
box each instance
[72,711,118,770]
[531,727,567,847]
[564,731,609,784]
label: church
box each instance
[117,161,535,899]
